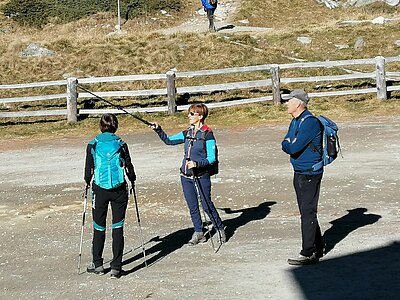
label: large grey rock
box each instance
[371,16,386,24]
[317,0,400,8]
[20,43,55,58]
[316,0,340,9]
[335,44,350,49]
[386,0,400,5]
[297,36,312,44]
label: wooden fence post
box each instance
[66,77,78,122]
[375,56,387,100]
[271,65,281,104]
[166,70,177,114]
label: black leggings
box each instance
[91,184,128,270]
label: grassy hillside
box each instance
[0,0,399,137]
[1,1,399,81]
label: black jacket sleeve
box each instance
[122,143,136,183]
[84,144,94,185]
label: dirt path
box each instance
[157,0,271,34]
[0,118,399,299]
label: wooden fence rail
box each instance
[1,55,400,122]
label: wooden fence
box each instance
[1,55,400,122]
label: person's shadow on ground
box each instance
[323,207,381,254]
[219,201,277,242]
[121,227,193,275]
[120,201,276,276]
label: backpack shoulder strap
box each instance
[296,114,318,136]
[201,129,209,140]
[298,114,323,155]
[90,138,98,154]
[298,114,317,127]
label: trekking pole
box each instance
[193,176,217,252]
[186,127,219,252]
[77,185,89,274]
[130,184,148,267]
[194,174,224,252]
[77,85,153,126]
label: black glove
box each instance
[129,174,136,184]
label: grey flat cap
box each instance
[287,89,309,104]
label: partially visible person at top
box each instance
[201,0,218,32]
[281,89,325,265]
[84,113,136,279]
[149,103,226,245]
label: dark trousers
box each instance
[91,184,128,270]
[181,174,223,233]
[206,9,216,30]
[293,173,324,257]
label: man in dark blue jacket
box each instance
[281,89,324,265]
[201,0,217,32]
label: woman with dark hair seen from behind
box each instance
[150,103,226,245]
[84,113,136,279]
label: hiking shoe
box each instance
[287,253,319,266]
[87,262,105,275]
[218,228,226,244]
[188,231,206,245]
[110,269,121,279]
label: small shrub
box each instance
[2,0,51,28]
[1,0,182,28]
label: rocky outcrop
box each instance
[317,0,399,8]
[20,43,55,58]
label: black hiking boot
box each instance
[110,269,122,279]
[287,253,319,266]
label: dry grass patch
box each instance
[0,0,400,137]
[1,95,400,141]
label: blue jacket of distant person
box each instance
[201,0,217,11]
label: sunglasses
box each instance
[188,112,199,116]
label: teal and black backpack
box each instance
[91,135,125,189]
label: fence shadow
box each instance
[323,208,381,254]
[219,201,277,242]
[290,241,400,299]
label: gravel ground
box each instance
[0,117,399,299]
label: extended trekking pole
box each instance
[193,175,217,252]
[77,85,153,126]
[77,185,89,274]
[186,126,217,252]
[130,184,148,267]
[194,174,225,253]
